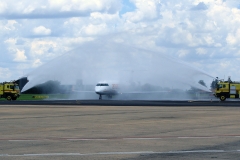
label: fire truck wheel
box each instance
[6,95,12,101]
[220,95,226,101]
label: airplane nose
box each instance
[95,86,102,93]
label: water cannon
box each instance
[228,76,232,83]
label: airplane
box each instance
[95,81,119,100]
[94,81,170,100]
[74,79,211,100]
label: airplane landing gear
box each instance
[99,94,102,100]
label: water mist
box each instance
[22,39,214,100]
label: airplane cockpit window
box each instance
[96,83,109,86]
[218,84,226,88]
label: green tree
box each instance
[23,80,61,94]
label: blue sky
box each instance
[0,0,240,86]
[120,0,136,15]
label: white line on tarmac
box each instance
[0,151,153,157]
[4,135,240,142]
[178,137,218,139]
[0,150,239,157]
[67,139,107,141]
[169,150,225,153]
[8,140,41,142]
[86,151,154,155]
[24,153,82,156]
[123,138,162,140]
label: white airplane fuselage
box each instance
[94,81,170,100]
[95,81,119,99]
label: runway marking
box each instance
[3,134,240,142]
[8,140,41,142]
[67,139,107,141]
[24,153,82,156]
[123,138,162,140]
[169,150,225,153]
[85,151,154,155]
[178,136,218,139]
[0,150,239,157]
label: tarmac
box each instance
[0,100,240,159]
[1,99,240,106]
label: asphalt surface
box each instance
[0,100,240,159]
[0,99,240,106]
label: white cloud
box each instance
[4,38,17,53]
[32,59,42,68]
[0,67,11,81]
[2,0,240,83]
[49,0,109,11]
[4,38,16,45]
[5,20,17,30]
[81,23,107,36]
[178,50,189,57]
[90,12,119,24]
[30,40,56,56]
[23,5,35,14]
[62,12,120,37]
[220,61,230,69]
[226,28,240,46]
[226,33,237,45]
[123,0,160,22]
[0,0,121,19]
[33,26,51,36]
[196,48,207,55]
[204,35,214,45]
[14,49,27,62]
[0,1,7,13]
[64,37,94,47]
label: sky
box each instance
[0,0,240,86]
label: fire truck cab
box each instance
[0,82,20,101]
[214,78,240,101]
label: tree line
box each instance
[23,80,62,94]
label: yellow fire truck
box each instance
[214,78,240,101]
[0,82,20,101]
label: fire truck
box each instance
[0,81,20,101]
[213,77,240,101]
